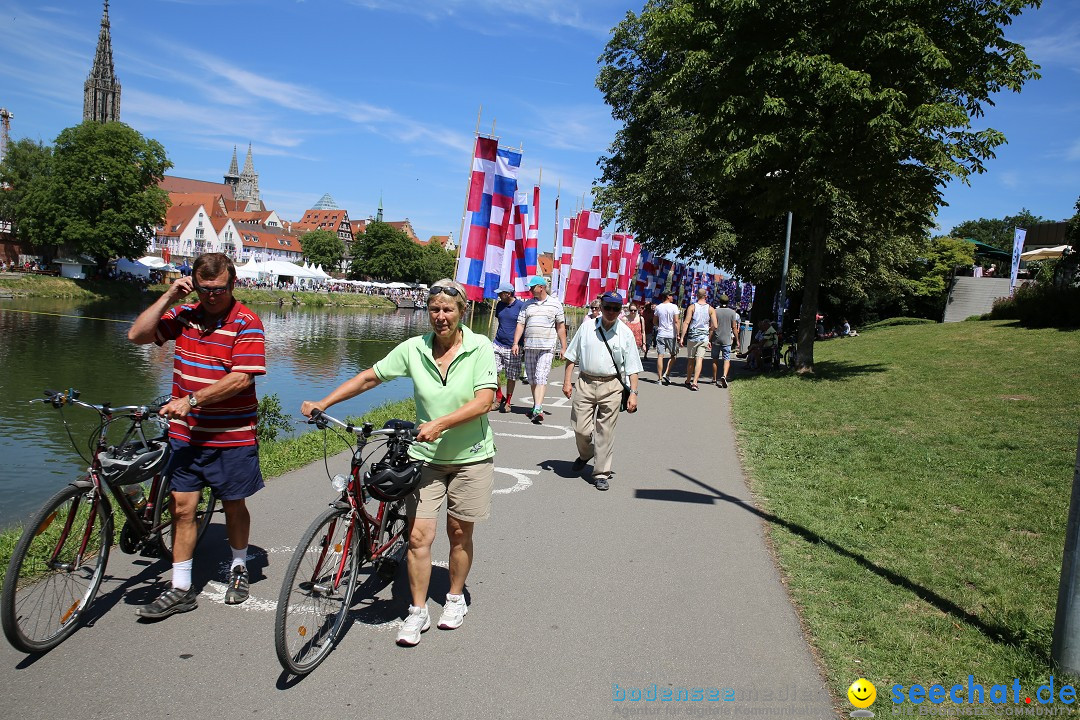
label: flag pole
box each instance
[455,106,483,281]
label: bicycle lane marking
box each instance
[490,417,573,440]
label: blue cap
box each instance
[496,282,514,294]
[601,291,624,305]
[528,275,547,287]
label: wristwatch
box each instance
[630,390,639,395]
[187,394,199,409]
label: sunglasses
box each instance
[602,304,622,312]
[428,285,462,298]
[193,283,231,297]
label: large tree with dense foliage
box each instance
[349,221,421,282]
[596,0,1040,371]
[416,241,455,286]
[299,228,345,273]
[0,122,170,266]
[949,209,1047,250]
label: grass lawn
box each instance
[731,319,1080,716]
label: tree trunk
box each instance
[795,219,827,374]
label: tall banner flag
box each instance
[634,249,658,302]
[656,259,673,298]
[555,216,575,301]
[499,190,533,298]
[605,233,624,293]
[1010,227,1026,294]
[455,137,522,301]
[528,184,540,280]
[565,210,602,307]
[589,230,612,301]
[618,236,640,299]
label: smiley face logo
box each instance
[848,678,877,709]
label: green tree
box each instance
[349,221,421,281]
[596,0,1040,371]
[299,228,345,273]
[416,241,455,285]
[0,139,56,251]
[0,122,170,266]
[949,209,1047,250]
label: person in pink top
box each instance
[621,303,646,355]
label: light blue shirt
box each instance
[564,318,644,379]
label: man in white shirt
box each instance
[652,291,680,385]
[562,291,642,491]
[512,275,567,424]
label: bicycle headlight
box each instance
[331,474,349,492]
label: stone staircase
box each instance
[943,276,1012,323]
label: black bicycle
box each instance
[1,389,216,653]
[274,409,420,675]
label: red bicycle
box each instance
[274,409,419,675]
[1,389,216,653]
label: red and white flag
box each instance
[564,210,601,307]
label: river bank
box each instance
[0,274,396,308]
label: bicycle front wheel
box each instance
[154,477,216,560]
[274,507,362,675]
[1,484,112,653]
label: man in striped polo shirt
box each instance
[511,275,567,424]
[128,252,266,619]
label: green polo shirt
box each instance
[373,325,498,464]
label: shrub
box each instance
[257,393,293,443]
[987,284,1080,327]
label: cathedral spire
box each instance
[242,143,255,175]
[235,143,262,211]
[376,192,384,222]
[83,0,121,123]
[228,146,239,176]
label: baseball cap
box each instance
[600,291,624,306]
[496,282,514,294]
[527,275,547,287]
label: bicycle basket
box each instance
[99,439,169,486]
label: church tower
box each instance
[83,0,122,124]
[234,143,262,211]
[224,145,240,191]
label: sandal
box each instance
[690,384,699,391]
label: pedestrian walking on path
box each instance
[653,291,680,384]
[679,288,716,391]
[512,275,567,424]
[562,291,642,491]
[490,282,523,413]
[300,279,498,647]
[127,252,266,619]
[711,294,740,388]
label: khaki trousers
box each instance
[571,375,623,480]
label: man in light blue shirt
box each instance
[561,291,642,491]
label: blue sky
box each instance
[1,0,1077,249]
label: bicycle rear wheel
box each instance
[274,507,362,675]
[1,484,112,653]
[154,477,216,560]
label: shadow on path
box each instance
[635,468,1043,659]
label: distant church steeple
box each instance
[233,143,262,211]
[376,193,384,222]
[83,0,121,124]
[224,146,240,188]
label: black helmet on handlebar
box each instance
[364,419,423,502]
[99,439,170,486]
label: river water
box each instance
[0,296,584,530]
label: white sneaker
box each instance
[396,605,430,646]
[438,593,468,630]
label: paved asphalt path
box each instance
[1,356,837,720]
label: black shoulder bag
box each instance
[598,322,635,413]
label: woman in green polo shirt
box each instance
[300,278,497,648]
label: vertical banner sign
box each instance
[1011,228,1026,294]
[565,211,601,307]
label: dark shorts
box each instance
[166,440,265,501]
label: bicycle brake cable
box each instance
[58,404,93,467]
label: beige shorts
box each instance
[407,459,494,522]
[687,340,709,359]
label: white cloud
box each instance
[345,0,613,37]
[1067,139,1080,162]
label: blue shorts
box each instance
[711,342,733,361]
[166,440,265,501]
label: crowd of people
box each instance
[123,253,861,651]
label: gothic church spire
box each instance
[83,0,122,124]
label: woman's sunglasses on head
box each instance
[428,285,462,298]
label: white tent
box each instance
[259,260,323,280]
[236,259,263,280]
[116,258,151,278]
[1020,245,1072,261]
[137,256,168,269]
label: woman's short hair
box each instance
[428,278,468,315]
[193,252,236,283]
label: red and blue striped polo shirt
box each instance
[156,299,266,447]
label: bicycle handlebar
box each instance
[304,408,420,440]
[35,389,155,416]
